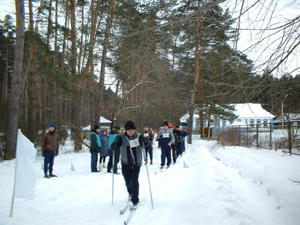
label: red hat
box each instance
[168,123,173,128]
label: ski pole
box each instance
[143,143,154,209]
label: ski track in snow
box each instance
[1,138,300,225]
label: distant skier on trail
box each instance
[142,125,154,165]
[156,121,175,169]
[112,120,148,208]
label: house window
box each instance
[263,119,268,127]
[250,119,255,128]
[257,119,261,127]
[222,120,227,127]
[237,119,242,122]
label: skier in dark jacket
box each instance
[142,125,153,164]
[89,125,102,172]
[107,125,121,174]
[111,120,147,207]
[173,125,184,157]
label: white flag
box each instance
[14,130,37,199]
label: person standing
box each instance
[142,125,153,165]
[99,129,109,170]
[107,125,121,174]
[42,123,60,178]
[156,121,175,169]
[90,125,102,172]
[112,120,147,207]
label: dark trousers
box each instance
[145,146,153,162]
[91,152,98,172]
[44,150,55,174]
[171,144,177,163]
[107,155,120,173]
[122,163,141,205]
[176,142,183,157]
[161,145,171,166]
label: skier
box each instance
[107,125,121,174]
[173,125,183,157]
[142,125,154,164]
[111,120,147,207]
[89,125,102,172]
[156,121,175,169]
[42,123,60,178]
[180,125,189,153]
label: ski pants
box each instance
[107,155,120,173]
[145,145,153,162]
[122,163,141,205]
[161,145,171,166]
[91,152,98,172]
[44,149,55,174]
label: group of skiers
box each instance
[42,120,188,208]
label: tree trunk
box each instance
[95,0,116,124]
[188,0,201,144]
[70,0,82,152]
[5,0,25,159]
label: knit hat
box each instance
[163,121,168,127]
[49,123,55,128]
[113,125,120,130]
[93,125,100,130]
[144,125,149,128]
[125,120,136,130]
[168,123,173,128]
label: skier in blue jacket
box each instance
[156,121,175,169]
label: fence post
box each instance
[287,121,292,155]
[269,122,272,150]
[256,123,259,148]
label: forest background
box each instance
[0,0,299,159]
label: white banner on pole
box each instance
[14,129,37,199]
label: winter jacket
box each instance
[89,132,102,153]
[99,130,109,157]
[42,131,59,151]
[112,131,145,168]
[156,129,175,146]
[173,129,183,143]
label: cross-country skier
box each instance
[156,121,175,169]
[111,120,148,207]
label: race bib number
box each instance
[129,138,140,148]
[144,133,149,138]
[162,133,169,138]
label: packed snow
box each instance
[1,135,300,225]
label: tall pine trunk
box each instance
[5,0,25,159]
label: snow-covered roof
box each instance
[233,103,275,119]
[82,116,112,130]
[179,103,276,122]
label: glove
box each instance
[42,150,46,157]
[55,150,59,156]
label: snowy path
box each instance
[1,139,299,225]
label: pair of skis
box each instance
[155,166,170,174]
[120,201,138,225]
